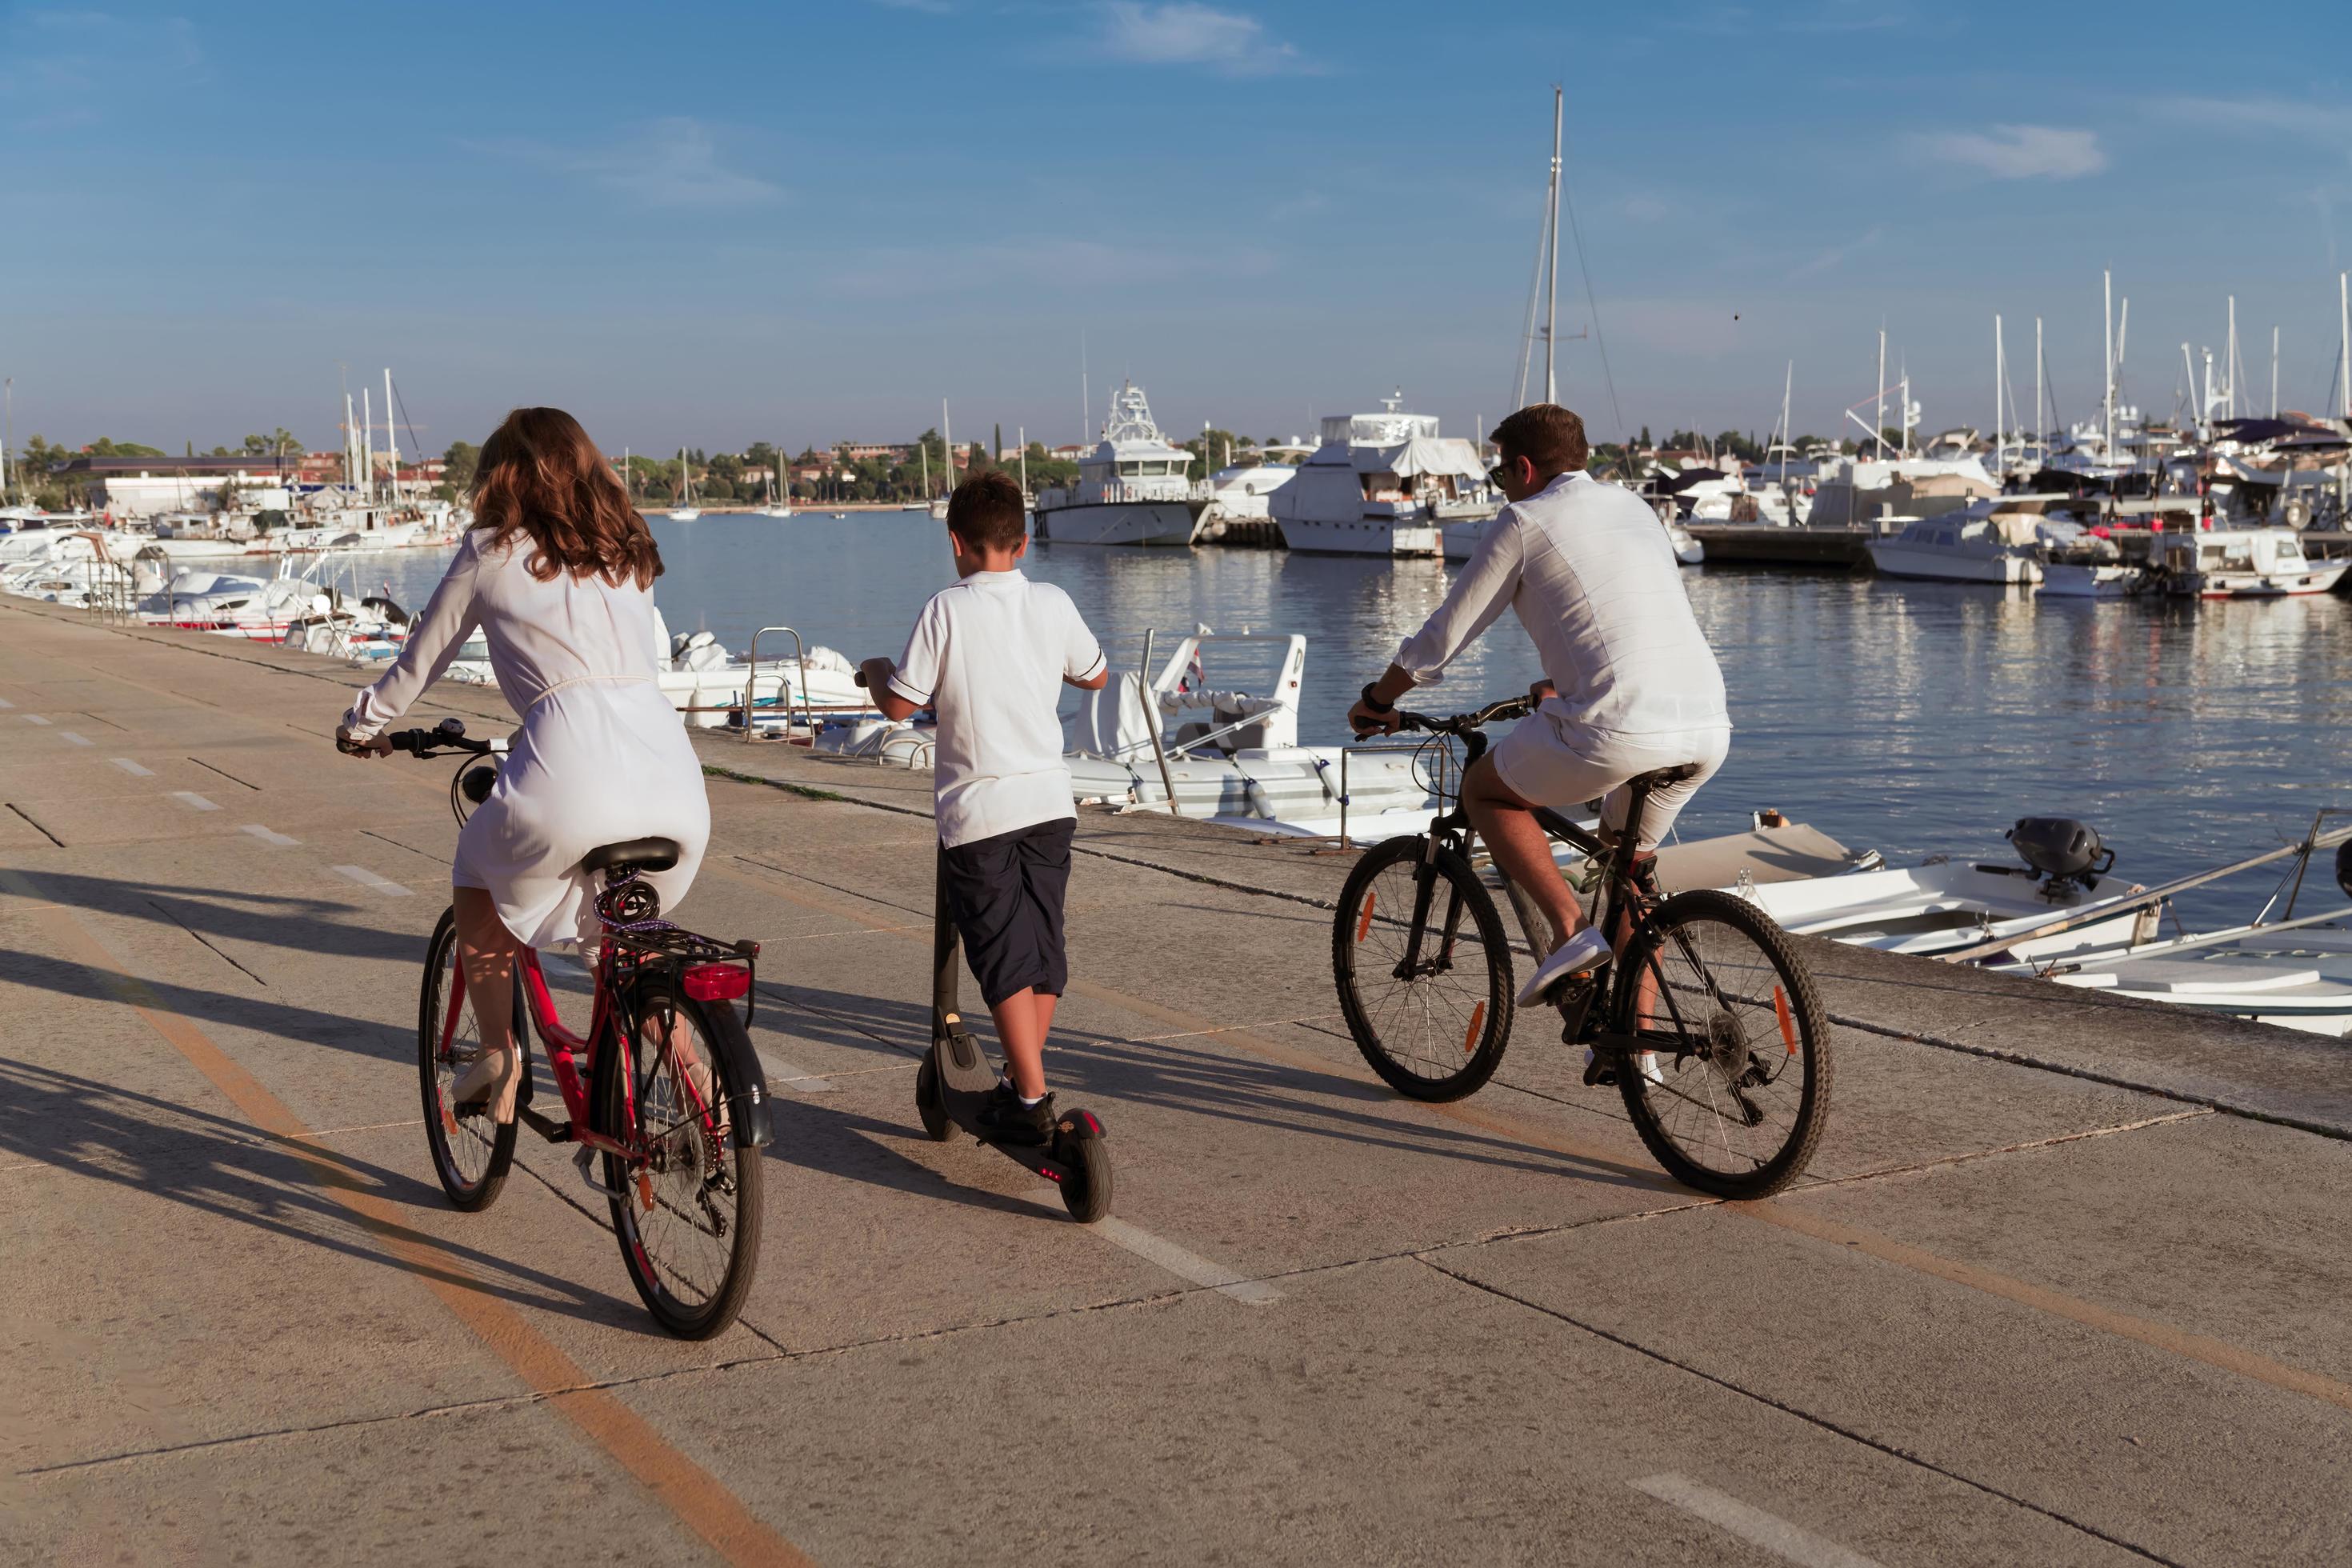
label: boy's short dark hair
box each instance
[946,470,1028,550]
[1490,404,1590,475]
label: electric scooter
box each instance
[915,850,1113,1222]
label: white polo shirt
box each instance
[889,570,1107,848]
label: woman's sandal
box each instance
[450,1046,521,1126]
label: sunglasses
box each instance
[1486,461,1516,488]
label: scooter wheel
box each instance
[915,1054,953,1143]
[1059,1131,1113,1223]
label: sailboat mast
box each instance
[383,368,399,509]
[2102,270,2115,457]
[2034,317,2045,457]
[1544,85,1562,405]
[2270,326,2280,418]
[1874,329,1886,461]
[1994,314,2005,464]
[942,400,953,497]
[1778,361,1791,487]
[361,388,374,505]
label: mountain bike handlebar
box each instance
[1367,695,1536,738]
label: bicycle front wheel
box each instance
[1613,889,1830,1198]
[1333,835,1515,1101]
[418,907,518,1210]
[594,974,764,1339]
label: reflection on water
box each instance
[364,514,2352,894]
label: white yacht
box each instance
[1032,382,1203,546]
[1270,392,1493,558]
[1806,455,2000,529]
[1200,463,1296,523]
[1864,502,2045,585]
[2155,527,2344,598]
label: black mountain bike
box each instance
[1332,698,1830,1198]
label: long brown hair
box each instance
[470,406,662,589]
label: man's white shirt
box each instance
[1394,470,1729,738]
[890,570,1107,847]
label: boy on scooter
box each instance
[861,470,1110,1143]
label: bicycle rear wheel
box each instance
[594,974,763,1339]
[1332,835,1515,1101]
[418,907,518,1210]
[1612,890,1830,1198]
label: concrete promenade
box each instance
[3,594,2348,1566]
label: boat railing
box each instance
[742,625,814,743]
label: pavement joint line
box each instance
[108,757,155,776]
[1788,1107,2214,1194]
[285,1118,425,1141]
[0,862,815,1568]
[170,790,220,812]
[58,730,92,746]
[188,756,262,790]
[1736,1195,2352,1416]
[755,1049,841,1093]
[6,802,65,849]
[1415,1256,2182,1566]
[330,863,413,897]
[1830,1008,2352,1143]
[240,824,301,848]
[1630,1472,1883,1568]
[142,897,270,987]
[359,827,452,862]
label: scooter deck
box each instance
[929,1020,1102,1185]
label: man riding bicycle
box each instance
[1347,403,1732,1008]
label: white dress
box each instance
[342,531,710,948]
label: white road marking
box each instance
[330,864,412,897]
[110,758,154,777]
[1029,1198,1280,1304]
[171,791,219,812]
[1630,1474,1883,1568]
[58,730,93,746]
[241,824,299,847]
[0,697,14,709]
[22,714,50,726]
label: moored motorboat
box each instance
[1271,392,1494,558]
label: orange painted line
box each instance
[0,868,814,1568]
[1741,1198,2352,1415]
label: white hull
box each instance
[1280,515,1442,557]
[666,509,702,522]
[2040,562,2143,598]
[1866,542,2041,584]
[2174,563,2346,598]
[1735,858,2153,962]
[1033,499,1198,546]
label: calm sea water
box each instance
[364,512,2352,902]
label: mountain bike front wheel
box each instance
[594,974,763,1339]
[418,907,518,1210]
[1611,890,1830,1198]
[1333,835,1516,1102]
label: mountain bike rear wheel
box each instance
[1333,835,1515,1101]
[594,974,763,1339]
[418,908,518,1211]
[1612,890,1830,1198]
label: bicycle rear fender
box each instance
[701,995,775,1150]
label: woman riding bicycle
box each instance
[334,406,710,1126]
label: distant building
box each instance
[1046,444,1089,462]
[49,453,302,519]
[839,443,909,464]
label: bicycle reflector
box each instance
[682,964,750,1003]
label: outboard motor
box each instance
[2007,818,2114,894]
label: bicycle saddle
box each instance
[578,837,681,875]
[1631,762,1705,788]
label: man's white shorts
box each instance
[1490,714,1731,850]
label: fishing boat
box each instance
[1031,382,1204,546]
[2154,526,2344,598]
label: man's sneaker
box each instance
[1516,926,1614,1006]
[976,1084,1055,1146]
[1583,1047,1666,1088]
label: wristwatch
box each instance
[1358,682,1394,714]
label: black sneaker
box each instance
[976,1084,1055,1146]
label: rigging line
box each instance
[1555,127,1623,436]
[1514,190,1553,413]
[388,375,425,474]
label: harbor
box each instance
[7,594,2352,1565]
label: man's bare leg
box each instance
[1462,754,1586,954]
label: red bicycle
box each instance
[394,720,770,1338]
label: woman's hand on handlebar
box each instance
[334,723,391,758]
[1347,694,1402,738]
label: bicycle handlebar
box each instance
[340,718,506,758]
[1358,694,1535,739]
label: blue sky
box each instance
[5,0,2349,458]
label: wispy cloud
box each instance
[483,119,782,209]
[820,237,1274,298]
[2162,94,2352,148]
[1908,124,2106,181]
[1788,224,1884,279]
[1,9,205,126]
[1094,2,1311,77]
[1674,1,1909,34]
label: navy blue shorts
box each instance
[941,818,1074,1008]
